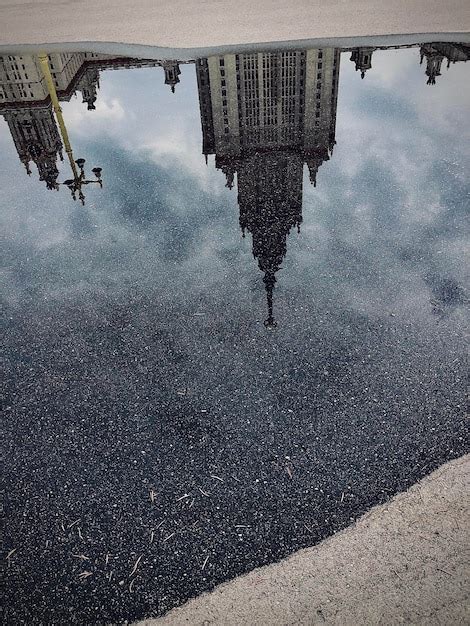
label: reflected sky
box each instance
[1,43,470,623]
[1,46,469,327]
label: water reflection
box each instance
[196,49,341,325]
[1,41,469,625]
[2,44,468,192]
[0,43,469,323]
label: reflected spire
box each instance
[263,271,277,328]
[77,67,100,110]
[420,45,444,85]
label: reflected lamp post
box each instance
[38,53,103,205]
[63,160,102,204]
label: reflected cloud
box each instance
[64,96,126,132]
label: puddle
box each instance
[1,41,469,623]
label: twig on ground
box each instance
[68,519,81,529]
[129,555,143,577]
[72,554,90,561]
[176,493,190,501]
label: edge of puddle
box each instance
[1,31,469,60]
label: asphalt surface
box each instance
[140,455,470,625]
[2,45,470,624]
[3,288,468,623]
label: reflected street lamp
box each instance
[38,53,103,205]
[63,160,103,204]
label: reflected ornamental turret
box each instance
[2,104,63,189]
[420,45,444,85]
[350,47,374,78]
[76,67,100,109]
[196,48,340,325]
[162,61,181,93]
[420,43,470,84]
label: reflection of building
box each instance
[347,43,469,84]
[0,53,90,103]
[350,47,374,78]
[420,43,470,84]
[0,54,104,188]
[0,53,185,189]
[0,53,181,107]
[162,61,181,93]
[2,104,63,188]
[196,49,340,325]
[75,66,100,110]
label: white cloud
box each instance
[61,96,126,135]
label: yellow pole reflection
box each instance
[38,53,102,204]
[38,53,79,179]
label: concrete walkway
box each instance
[0,0,469,50]
[139,455,470,625]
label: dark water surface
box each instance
[1,42,469,623]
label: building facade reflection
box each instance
[2,103,64,188]
[419,43,470,85]
[0,43,469,322]
[196,49,340,325]
[0,53,183,189]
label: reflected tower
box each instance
[76,66,100,109]
[162,61,182,93]
[350,47,374,78]
[420,43,470,84]
[196,49,340,325]
[2,105,63,189]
